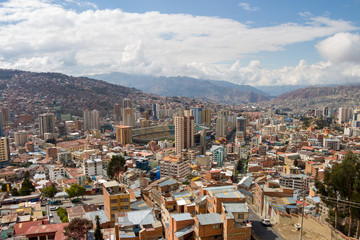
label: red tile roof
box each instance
[25,223,68,240]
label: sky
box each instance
[0,0,359,86]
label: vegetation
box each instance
[65,184,86,199]
[56,207,69,223]
[64,218,91,240]
[94,215,104,240]
[315,152,360,238]
[19,171,35,196]
[11,187,19,196]
[41,185,58,199]
[107,155,127,180]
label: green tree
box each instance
[41,185,58,199]
[11,187,19,196]
[19,171,35,196]
[107,155,127,180]
[66,184,86,199]
[64,218,91,240]
[94,215,104,240]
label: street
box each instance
[248,207,287,240]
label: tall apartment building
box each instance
[103,181,130,222]
[216,115,226,139]
[175,116,194,155]
[159,155,190,179]
[1,107,10,124]
[83,158,103,177]
[123,108,134,127]
[0,137,10,168]
[14,130,29,146]
[191,107,202,125]
[114,103,122,121]
[201,108,211,126]
[153,103,158,121]
[236,117,247,138]
[39,113,55,137]
[115,125,132,145]
[338,107,353,124]
[123,98,131,109]
[0,112,2,137]
[83,109,91,130]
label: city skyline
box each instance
[0,0,359,86]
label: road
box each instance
[248,207,287,240]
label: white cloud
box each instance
[316,32,360,63]
[238,2,259,11]
[0,0,358,86]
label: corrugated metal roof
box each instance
[171,213,193,222]
[196,213,222,225]
[223,203,248,214]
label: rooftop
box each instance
[196,213,222,225]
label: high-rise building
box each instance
[201,108,211,126]
[114,103,122,121]
[200,130,207,154]
[236,117,247,138]
[83,109,91,130]
[323,106,329,117]
[0,111,2,137]
[191,107,202,125]
[14,130,29,147]
[0,137,10,168]
[153,104,158,121]
[123,98,131,109]
[1,107,10,125]
[123,108,134,127]
[39,113,55,137]
[338,107,353,124]
[159,155,190,179]
[90,109,100,130]
[116,125,132,145]
[175,116,194,155]
[216,115,226,139]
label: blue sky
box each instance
[0,0,359,86]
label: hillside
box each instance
[273,85,360,109]
[90,73,269,104]
[0,69,157,117]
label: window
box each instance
[111,206,118,211]
[111,199,118,204]
[238,214,244,219]
[213,224,221,229]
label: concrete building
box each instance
[123,108,135,127]
[175,116,194,155]
[116,125,132,145]
[160,155,190,179]
[14,130,28,146]
[38,113,55,137]
[0,137,10,168]
[90,109,100,130]
[202,108,211,126]
[236,117,247,139]
[83,158,103,177]
[191,107,202,125]
[338,107,352,124]
[216,115,226,139]
[323,138,340,150]
[49,165,66,181]
[83,109,91,130]
[279,174,311,192]
[210,145,225,167]
[103,181,131,222]
[114,103,122,121]
[57,151,72,165]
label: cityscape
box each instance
[0,1,360,240]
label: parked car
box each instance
[71,198,81,203]
[261,219,271,226]
[50,206,58,211]
[49,200,62,205]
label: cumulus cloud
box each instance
[0,0,359,86]
[316,32,360,63]
[238,2,259,11]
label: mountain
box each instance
[256,84,340,96]
[273,84,360,109]
[90,72,269,104]
[0,69,157,117]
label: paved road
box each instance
[248,207,287,240]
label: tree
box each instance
[11,187,19,196]
[41,185,58,199]
[19,171,35,196]
[63,218,91,240]
[107,155,127,180]
[66,184,86,199]
[94,215,104,240]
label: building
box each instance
[91,109,100,130]
[338,107,352,124]
[123,98,131,109]
[83,109,91,130]
[323,138,340,150]
[0,137,10,168]
[160,155,190,179]
[123,108,135,127]
[191,107,202,125]
[323,106,329,117]
[1,107,10,124]
[236,117,247,138]
[14,130,28,146]
[202,108,211,126]
[0,111,2,136]
[114,103,122,121]
[216,115,226,139]
[116,125,132,145]
[103,181,131,222]
[175,116,194,155]
[210,145,225,167]
[83,158,103,177]
[49,165,65,181]
[38,113,55,137]
[153,103,158,121]
[279,174,311,192]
